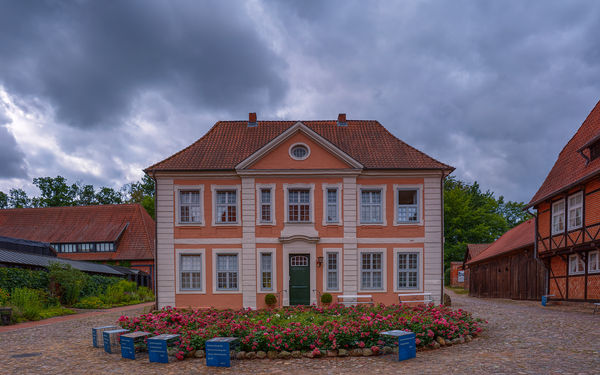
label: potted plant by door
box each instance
[320,293,332,306]
[265,294,277,309]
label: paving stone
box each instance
[1,290,599,374]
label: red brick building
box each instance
[528,100,600,302]
[0,204,155,288]
[449,261,465,288]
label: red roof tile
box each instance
[467,219,535,265]
[145,120,453,172]
[529,100,600,206]
[0,204,154,261]
[465,243,491,261]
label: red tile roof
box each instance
[466,219,535,265]
[529,100,600,206]
[465,243,491,262]
[145,120,454,172]
[0,204,154,261]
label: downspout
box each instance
[441,171,446,305]
[152,171,158,310]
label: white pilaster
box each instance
[343,176,358,294]
[424,176,443,304]
[241,177,257,308]
[156,177,175,308]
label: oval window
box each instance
[290,144,309,160]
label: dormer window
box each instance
[289,143,310,160]
[590,140,600,161]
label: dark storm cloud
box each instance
[0,106,27,178]
[0,0,287,129]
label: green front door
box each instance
[289,254,310,305]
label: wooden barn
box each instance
[466,219,546,300]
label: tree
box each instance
[0,191,7,209]
[95,187,123,205]
[77,184,98,205]
[443,177,532,269]
[8,188,31,208]
[32,176,79,207]
[126,175,155,218]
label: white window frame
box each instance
[393,248,423,292]
[211,185,241,226]
[322,183,342,226]
[256,184,276,225]
[551,199,565,235]
[175,185,205,226]
[568,254,585,275]
[358,248,387,292]
[288,142,311,160]
[588,250,599,274]
[567,192,583,231]
[256,248,277,292]
[323,248,342,292]
[283,183,315,224]
[394,185,423,226]
[175,248,206,294]
[358,185,387,226]
[212,249,241,293]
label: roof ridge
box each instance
[0,203,139,211]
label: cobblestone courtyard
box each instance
[1,290,598,375]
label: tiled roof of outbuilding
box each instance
[0,204,154,261]
[465,243,491,262]
[145,120,454,172]
[467,219,535,265]
[529,100,600,206]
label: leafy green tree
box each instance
[32,176,79,207]
[95,187,123,205]
[126,175,155,218]
[443,177,532,269]
[77,184,98,205]
[8,188,30,208]
[0,191,7,209]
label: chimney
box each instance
[248,112,257,127]
[337,113,347,126]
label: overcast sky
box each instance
[1,0,599,203]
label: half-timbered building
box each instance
[528,100,600,302]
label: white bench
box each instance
[337,294,374,305]
[398,293,433,305]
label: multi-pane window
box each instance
[260,188,272,223]
[260,253,273,290]
[216,190,237,223]
[180,254,202,290]
[397,253,419,289]
[288,189,310,222]
[552,200,565,234]
[326,252,338,290]
[52,243,114,253]
[361,252,383,290]
[589,251,599,273]
[361,190,382,223]
[567,192,583,230]
[216,254,238,290]
[179,190,202,223]
[591,140,600,161]
[397,189,419,223]
[569,254,585,275]
[326,188,339,223]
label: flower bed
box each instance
[118,303,484,360]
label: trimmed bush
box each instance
[320,293,332,304]
[265,293,277,306]
[0,268,49,292]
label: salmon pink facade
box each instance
[146,114,453,309]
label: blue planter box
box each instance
[120,331,151,360]
[103,329,129,354]
[92,325,117,348]
[147,334,180,363]
[380,330,416,362]
[206,337,238,367]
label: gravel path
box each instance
[1,290,598,375]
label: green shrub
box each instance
[0,268,49,292]
[39,306,75,320]
[10,287,45,321]
[264,293,277,307]
[48,263,87,306]
[320,293,332,304]
[0,287,9,306]
[101,280,138,305]
[135,286,155,302]
[81,274,121,298]
[74,296,108,309]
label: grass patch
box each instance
[447,286,469,294]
